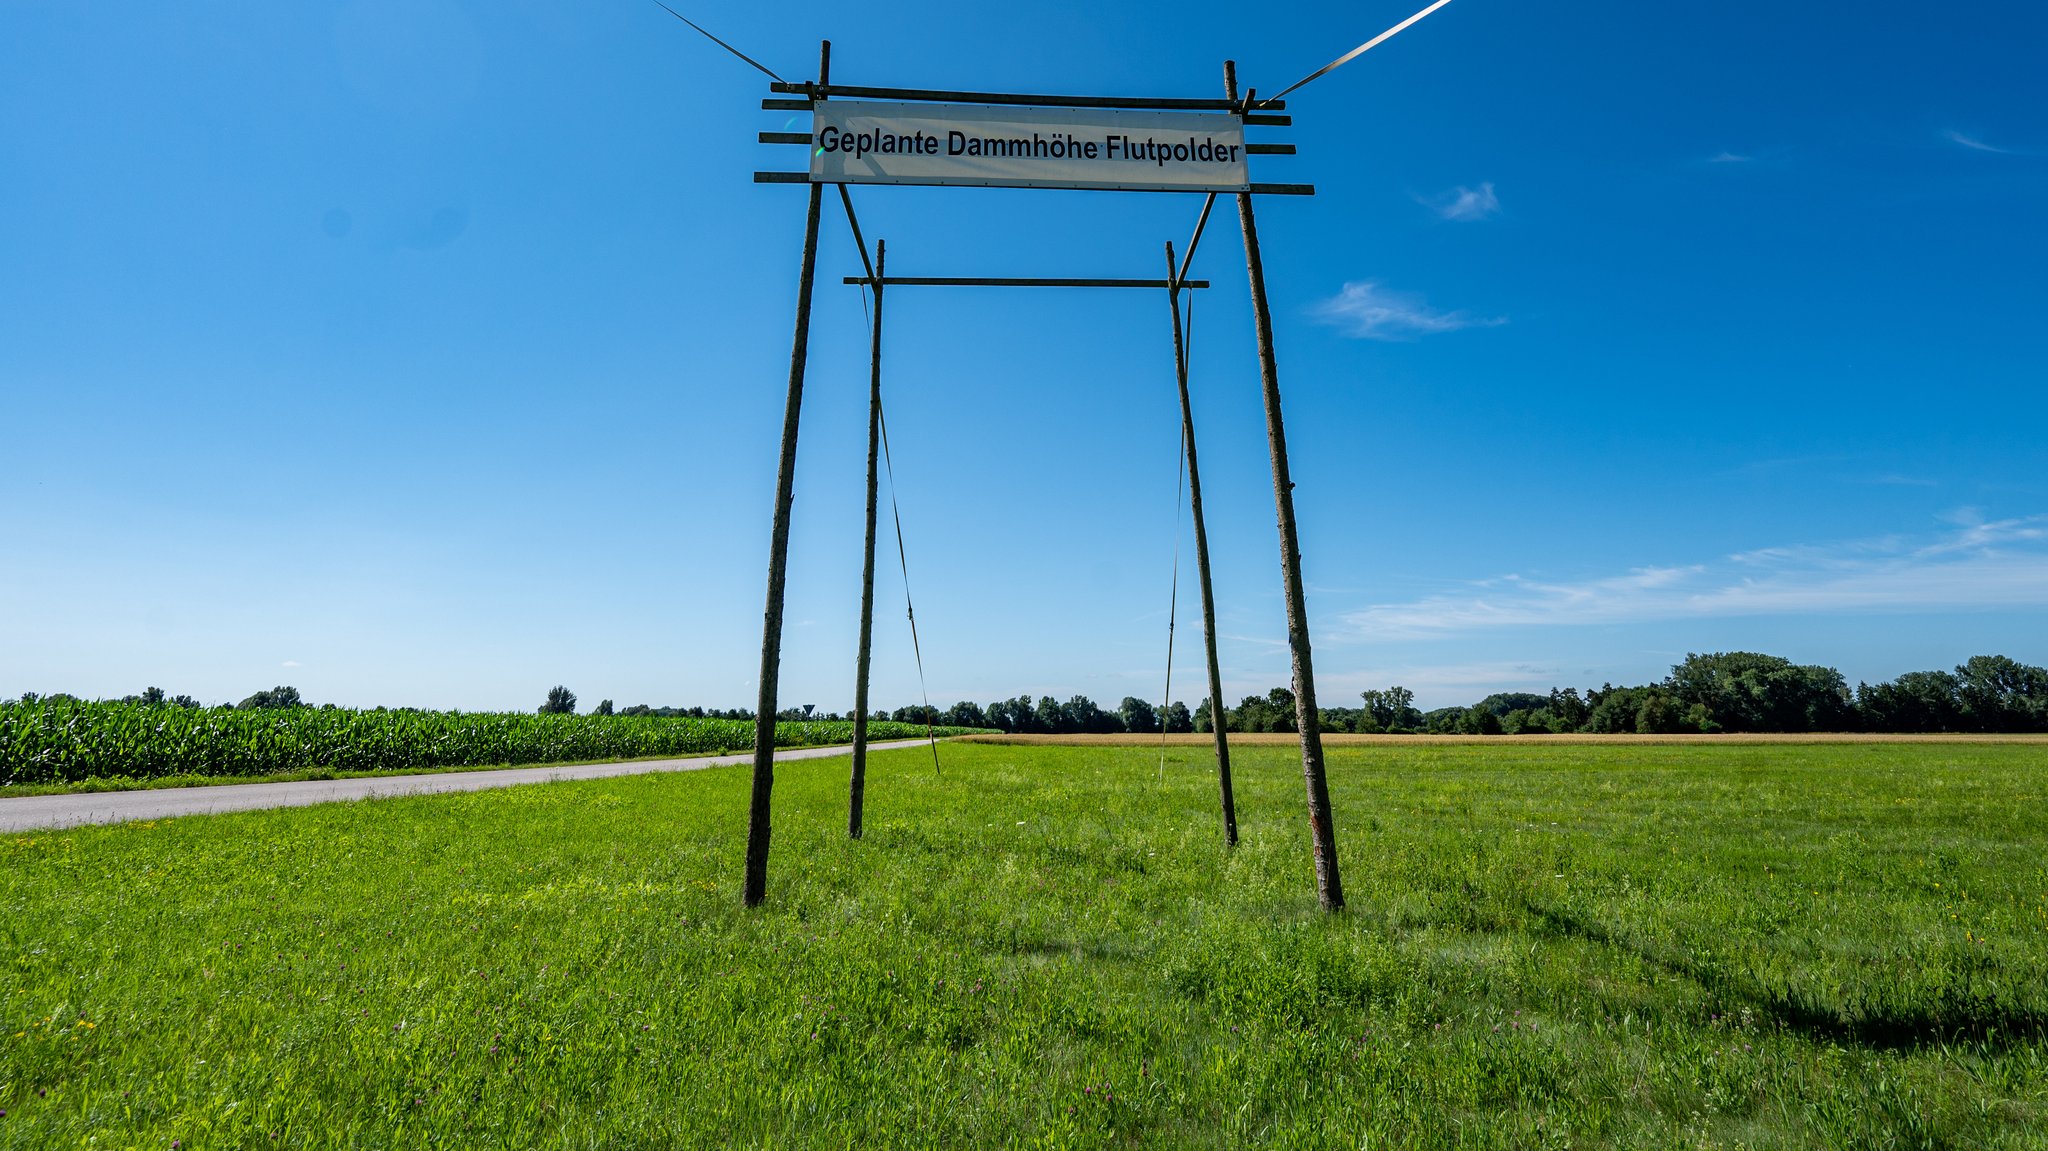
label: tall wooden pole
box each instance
[744,41,830,908]
[1225,60,1344,910]
[850,240,884,839]
[1165,241,1238,848]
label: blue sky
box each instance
[3,0,2044,713]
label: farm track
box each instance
[0,739,934,832]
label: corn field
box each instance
[0,698,972,786]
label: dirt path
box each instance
[0,740,933,832]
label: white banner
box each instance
[809,100,1249,193]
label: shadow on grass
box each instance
[1523,900,2048,1051]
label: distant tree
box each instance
[1856,670,1962,732]
[942,700,990,729]
[1163,700,1194,733]
[1474,692,1549,717]
[171,694,201,709]
[1360,687,1420,730]
[1954,655,2048,732]
[1634,693,1685,734]
[891,703,941,725]
[1501,708,1551,734]
[239,685,305,710]
[1193,696,1221,733]
[1547,688,1590,732]
[140,686,167,706]
[539,686,577,715]
[1420,707,1464,734]
[982,697,1020,733]
[1063,695,1120,734]
[1117,697,1160,734]
[593,699,615,717]
[1034,695,1066,734]
[1456,706,1503,735]
[1665,652,1851,732]
[1227,687,1298,733]
[1265,687,1297,730]
[1581,685,1646,734]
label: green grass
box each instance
[3,740,2045,1147]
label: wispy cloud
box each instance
[1707,151,1752,164]
[1310,281,1505,341]
[1944,129,2012,155]
[1420,182,1500,221]
[282,660,302,668]
[1341,514,2048,639]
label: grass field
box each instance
[3,740,2045,1147]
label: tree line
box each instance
[879,651,2047,736]
[21,651,2042,735]
[1353,652,2045,735]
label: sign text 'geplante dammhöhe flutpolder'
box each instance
[809,100,1249,193]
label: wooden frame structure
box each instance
[743,44,1344,911]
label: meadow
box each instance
[2,739,2045,1147]
[0,697,973,790]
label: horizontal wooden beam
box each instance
[760,98,811,111]
[1247,183,1314,196]
[768,81,1282,113]
[843,276,1211,289]
[764,135,1294,154]
[1244,114,1290,127]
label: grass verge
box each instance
[2,740,2044,1147]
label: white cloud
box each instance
[1340,514,2048,639]
[282,660,302,668]
[1707,151,1751,164]
[1421,182,1500,221]
[1944,129,2011,154]
[1309,281,1504,341]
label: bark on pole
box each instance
[1225,60,1345,910]
[850,240,884,840]
[744,41,830,908]
[1165,241,1239,848]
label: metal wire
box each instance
[649,2,787,84]
[1159,284,1197,781]
[1258,0,1459,108]
[854,275,942,778]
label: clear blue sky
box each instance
[3,1,2043,713]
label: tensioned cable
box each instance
[851,267,942,779]
[649,2,787,84]
[876,389,941,777]
[840,189,939,773]
[838,185,875,284]
[1256,0,1458,108]
[1158,284,1198,781]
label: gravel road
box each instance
[0,739,933,832]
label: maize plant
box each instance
[0,698,976,786]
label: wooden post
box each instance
[744,40,830,908]
[850,240,884,839]
[1165,241,1238,848]
[1225,60,1344,910]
